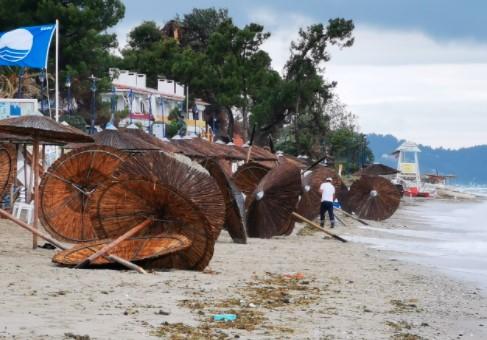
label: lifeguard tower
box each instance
[392,141,421,191]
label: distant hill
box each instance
[367,134,487,185]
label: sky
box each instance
[115,0,487,149]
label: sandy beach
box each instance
[1,200,487,340]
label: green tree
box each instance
[258,19,354,155]
[0,0,125,122]
[122,11,273,141]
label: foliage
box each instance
[168,107,182,121]
[178,8,230,52]
[165,119,187,138]
[0,0,125,120]
[121,9,274,141]
[327,128,373,173]
[60,114,86,132]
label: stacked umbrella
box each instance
[44,149,225,271]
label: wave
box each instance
[0,47,30,62]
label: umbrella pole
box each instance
[32,140,39,249]
[291,212,347,243]
[76,219,152,269]
[0,208,147,274]
[336,208,369,226]
[0,208,66,249]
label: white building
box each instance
[102,68,208,138]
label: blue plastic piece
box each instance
[213,314,237,322]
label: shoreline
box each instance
[1,201,487,339]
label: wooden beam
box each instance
[292,212,347,243]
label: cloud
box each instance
[248,8,487,148]
[248,7,314,73]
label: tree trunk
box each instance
[242,106,248,142]
[225,106,234,142]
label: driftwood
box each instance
[291,212,347,243]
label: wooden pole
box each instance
[76,219,152,269]
[32,140,39,249]
[336,208,369,226]
[335,214,347,227]
[0,208,147,274]
[0,208,65,249]
[292,212,347,243]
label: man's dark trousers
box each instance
[320,201,335,227]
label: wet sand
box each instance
[1,202,487,339]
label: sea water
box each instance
[346,188,487,290]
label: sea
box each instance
[345,187,487,291]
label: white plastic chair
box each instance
[12,187,34,225]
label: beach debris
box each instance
[64,332,91,340]
[345,175,401,221]
[200,158,247,244]
[213,314,237,322]
[39,145,128,243]
[246,160,302,238]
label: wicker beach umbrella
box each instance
[0,116,93,248]
[0,116,93,144]
[295,166,344,221]
[170,139,206,158]
[232,161,272,196]
[65,129,159,151]
[353,164,399,177]
[89,151,225,270]
[200,158,247,244]
[0,145,16,198]
[121,128,181,153]
[39,145,128,243]
[52,233,191,267]
[246,160,302,238]
[346,175,401,221]
[239,144,277,161]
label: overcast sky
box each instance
[116,0,487,149]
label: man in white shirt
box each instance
[319,177,336,228]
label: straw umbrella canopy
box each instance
[353,164,399,176]
[64,129,159,152]
[345,175,401,221]
[89,151,225,270]
[170,139,206,158]
[200,158,247,244]
[232,161,273,196]
[295,166,344,221]
[52,233,191,267]
[121,128,181,153]
[0,145,15,198]
[0,116,93,144]
[39,145,128,243]
[0,116,93,248]
[246,160,302,238]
